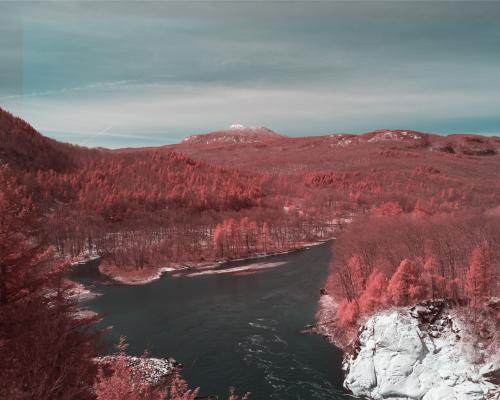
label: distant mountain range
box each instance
[1,106,499,175]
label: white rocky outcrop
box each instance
[344,306,499,400]
[366,130,424,142]
[96,355,178,386]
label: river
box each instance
[71,243,352,400]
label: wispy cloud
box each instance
[78,125,115,146]
[0,80,135,101]
[5,82,499,148]
[1,1,500,146]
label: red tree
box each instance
[358,269,388,314]
[0,166,51,305]
[387,259,427,306]
[0,166,100,399]
[348,254,368,296]
[337,299,360,327]
[371,201,403,217]
[466,241,492,307]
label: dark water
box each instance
[71,243,352,399]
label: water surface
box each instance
[72,243,351,399]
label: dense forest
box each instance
[1,106,499,398]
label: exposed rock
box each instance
[65,281,101,302]
[344,303,499,400]
[95,355,178,386]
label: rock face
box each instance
[344,305,499,400]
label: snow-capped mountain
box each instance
[181,125,284,145]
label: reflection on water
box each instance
[71,243,353,399]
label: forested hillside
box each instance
[1,108,340,283]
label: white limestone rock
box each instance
[344,308,499,400]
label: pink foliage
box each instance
[387,259,427,306]
[371,201,403,217]
[358,269,388,314]
[337,299,360,328]
[348,255,368,296]
[466,241,492,307]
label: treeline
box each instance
[326,209,500,329]
[14,150,338,270]
[32,152,264,217]
[213,214,334,258]
[25,149,337,268]
[56,212,335,272]
[304,163,499,213]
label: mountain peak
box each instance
[181,126,284,145]
[229,123,246,129]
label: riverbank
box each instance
[97,238,334,285]
[65,280,101,302]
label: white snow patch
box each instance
[368,131,400,142]
[335,138,353,147]
[113,266,178,285]
[70,254,100,266]
[329,134,355,147]
[230,123,246,129]
[73,308,99,320]
[344,309,499,400]
[182,134,198,142]
[367,130,423,142]
[65,282,101,302]
[95,356,177,385]
[181,261,286,277]
[315,294,339,339]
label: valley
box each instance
[1,107,499,399]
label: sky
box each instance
[1,1,500,148]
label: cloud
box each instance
[0,80,136,101]
[4,81,499,148]
[1,1,500,146]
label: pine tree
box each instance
[387,259,427,306]
[358,269,388,314]
[423,257,438,299]
[0,166,100,399]
[466,241,492,307]
[0,166,53,305]
[214,224,225,257]
[348,254,368,296]
[337,299,360,327]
